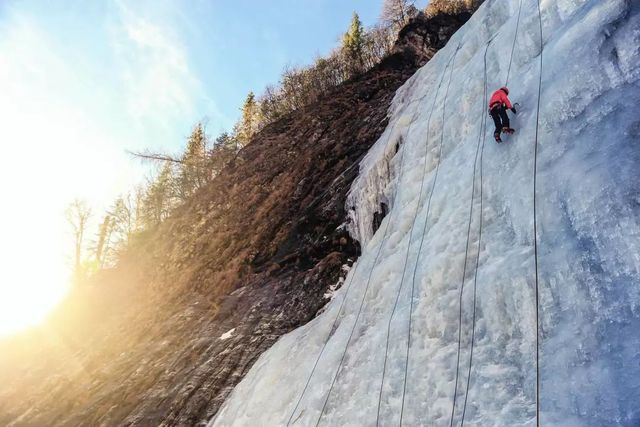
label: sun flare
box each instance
[0,238,70,337]
[0,283,68,337]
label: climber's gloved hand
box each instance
[511,107,517,114]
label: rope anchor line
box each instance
[449,33,494,427]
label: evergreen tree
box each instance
[239,92,259,146]
[215,131,238,155]
[141,162,175,227]
[342,12,366,75]
[177,122,209,200]
[206,131,238,174]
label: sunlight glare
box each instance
[0,16,138,337]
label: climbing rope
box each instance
[459,38,490,426]
[506,0,524,86]
[374,45,461,427]
[533,0,544,424]
[398,45,461,426]
[448,33,496,427]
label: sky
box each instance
[0,0,427,336]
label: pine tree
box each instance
[205,131,238,175]
[239,92,259,146]
[141,162,175,227]
[215,131,238,156]
[342,12,366,75]
[177,122,209,200]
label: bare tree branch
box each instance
[127,150,184,164]
[381,0,416,29]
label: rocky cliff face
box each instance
[0,12,470,427]
[393,11,472,65]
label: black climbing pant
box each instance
[490,105,510,135]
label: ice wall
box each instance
[211,0,640,425]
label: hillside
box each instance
[0,12,471,427]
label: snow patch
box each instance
[219,328,235,341]
[322,263,352,301]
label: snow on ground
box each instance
[219,328,235,341]
[211,0,640,425]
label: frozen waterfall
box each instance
[211,0,640,425]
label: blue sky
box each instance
[0,0,426,335]
[0,0,428,169]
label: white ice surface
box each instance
[211,0,640,425]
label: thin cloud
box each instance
[109,1,231,137]
[110,2,200,126]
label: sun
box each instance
[0,211,71,337]
[0,254,70,337]
[0,289,56,337]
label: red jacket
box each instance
[489,89,512,110]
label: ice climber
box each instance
[489,86,516,143]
